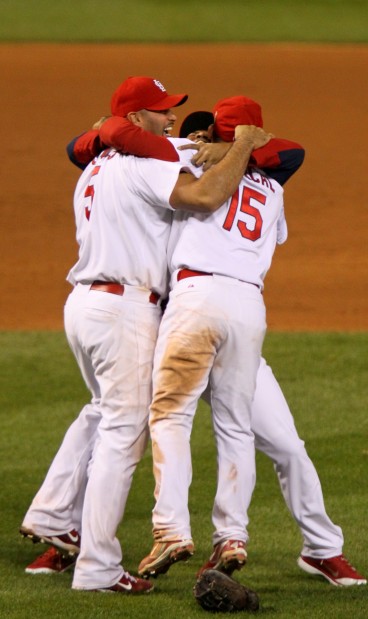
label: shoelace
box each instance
[124,571,138,584]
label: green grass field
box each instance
[1,332,367,618]
[0,0,367,42]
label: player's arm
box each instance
[250,137,305,185]
[66,131,104,170]
[66,116,180,170]
[182,137,305,185]
[170,126,271,213]
[99,117,179,161]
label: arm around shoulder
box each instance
[170,126,272,212]
[250,137,305,185]
[100,116,180,161]
[66,130,103,170]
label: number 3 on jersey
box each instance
[223,186,265,241]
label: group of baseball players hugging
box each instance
[19,75,366,600]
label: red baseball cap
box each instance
[111,76,188,117]
[213,96,263,141]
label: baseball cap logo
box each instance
[153,79,166,93]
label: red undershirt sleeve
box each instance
[99,117,180,162]
[66,130,104,169]
[250,138,305,185]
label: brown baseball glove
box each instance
[193,569,260,613]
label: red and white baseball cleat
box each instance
[138,539,194,578]
[297,554,367,586]
[25,546,76,574]
[197,539,247,578]
[96,572,154,594]
[20,526,81,554]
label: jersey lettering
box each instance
[246,169,275,193]
[223,186,265,241]
[84,165,101,220]
[100,148,117,160]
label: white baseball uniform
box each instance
[149,152,285,544]
[22,135,343,586]
[160,140,343,555]
[22,147,187,589]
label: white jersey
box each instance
[168,139,286,290]
[67,148,186,297]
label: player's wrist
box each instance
[232,136,255,158]
[233,132,255,148]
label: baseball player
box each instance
[136,97,286,581]
[20,75,270,593]
[67,101,366,587]
[27,100,366,587]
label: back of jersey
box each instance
[67,148,183,297]
[169,167,284,290]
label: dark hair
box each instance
[179,111,214,138]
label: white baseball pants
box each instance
[250,358,343,557]
[202,358,343,554]
[149,274,266,544]
[22,287,343,566]
[23,283,161,588]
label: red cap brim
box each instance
[146,94,188,110]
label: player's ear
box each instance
[126,111,140,125]
[207,124,214,140]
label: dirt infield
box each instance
[1,43,367,330]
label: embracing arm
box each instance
[250,137,305,185]
[170,126,272,212]
[67,112,304,185]
[66,116,180,170]
[181,137,305,185]
[99,117,179,161]
[66,131,103,170]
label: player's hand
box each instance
[92,116,111,130]
[178,142,232,171]
[235,125,274,149]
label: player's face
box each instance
[134,108,177,136]
[186,129,211,143]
